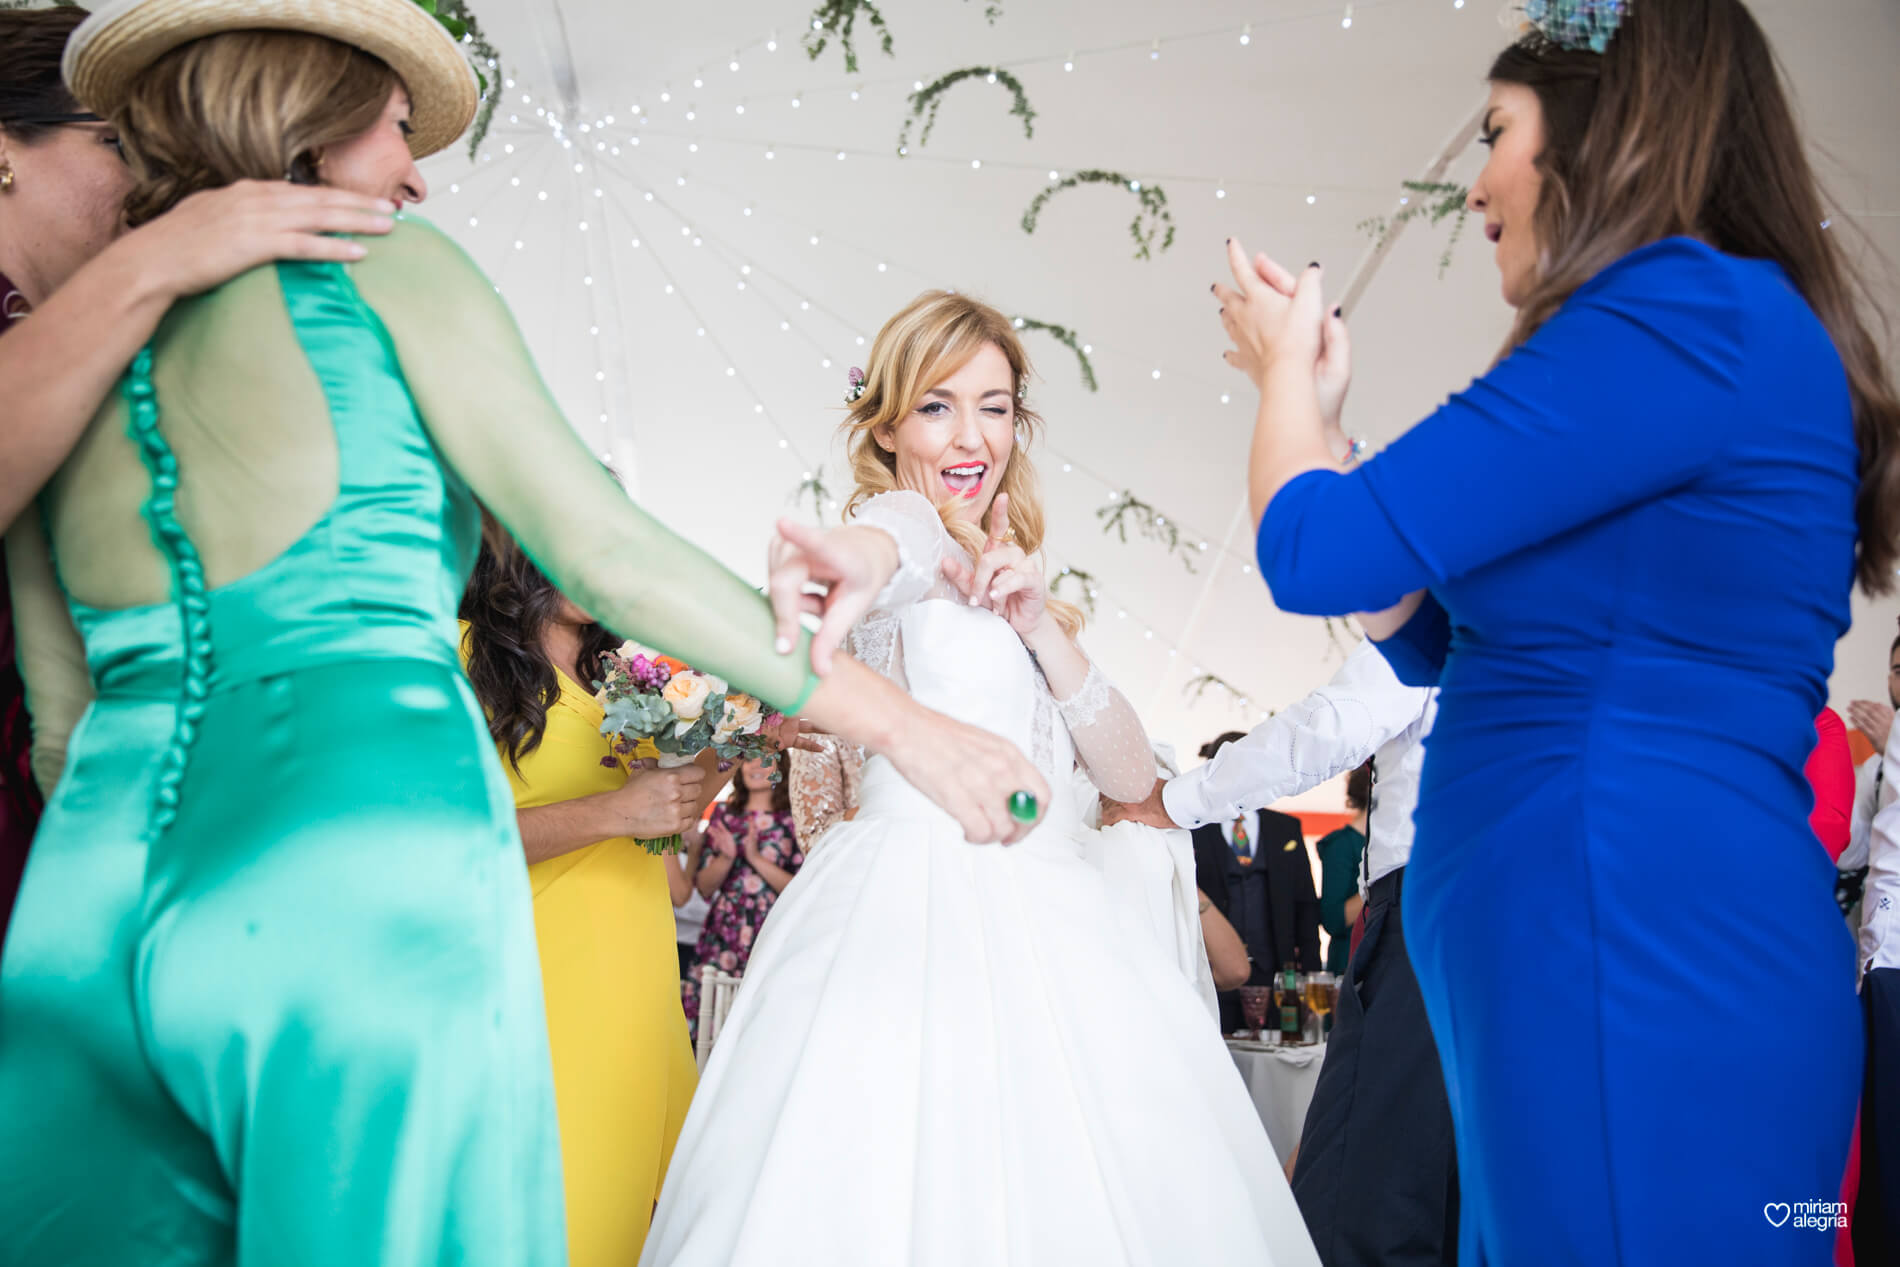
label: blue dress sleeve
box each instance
[1257,239,1750,616]
[1372,593,1452,686]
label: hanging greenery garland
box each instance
[790,472,836,524]
[1357,180,1471,277]
[1021,170,1176,262]
[898,67,1034,153]
[1011,316,1097,392]
[1098,491,1199,573]
[1049,565,1098,618]
[803,0,893,75]
[800,0,1000,72]
[1323,616,1359,658]
[402,0,504,159]
[1184,672,1257,714]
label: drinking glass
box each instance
[1238,986,1273,1039]
[1303,972,1336,1044]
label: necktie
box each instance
[1232,815,1253,864]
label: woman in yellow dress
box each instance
[459,522,728,1266]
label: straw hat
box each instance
[64,0,478,159]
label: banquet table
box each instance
[1227,1039,1326,1163]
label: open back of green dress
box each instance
[0,215,813,1265]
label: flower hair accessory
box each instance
[1510,0,1631,53]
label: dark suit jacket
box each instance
[1193,808,1321,1031]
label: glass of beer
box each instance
[1303,972,1336,1043]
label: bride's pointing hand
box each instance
[768,519,901,676]
[941,494,1051,639]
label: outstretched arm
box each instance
[1158,639,1430,830]
[351,216,817,716]
[353,217,1047,845]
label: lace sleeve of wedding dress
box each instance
[843,490,957,685]
[5,513,92,796]
[348,216,817,714]
[1052,657,1158,804]
[849,490,951,611]
[788,734,863,848]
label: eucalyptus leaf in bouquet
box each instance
[593,644,782,855]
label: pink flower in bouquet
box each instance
[608,640,673,691]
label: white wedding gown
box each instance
[641,492,1318,1266]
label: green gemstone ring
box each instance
[1007,790,1039,823]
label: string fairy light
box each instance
[442,19,1472,710]
[581,155,1294,673]
[609,2,1417,120]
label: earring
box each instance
[0,165,14,192]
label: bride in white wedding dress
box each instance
[641,292,1318,1267]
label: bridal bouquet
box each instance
[594,642,782,855]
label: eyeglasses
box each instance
[4,112,105,127]
[4,113,124,161]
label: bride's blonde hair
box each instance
[842,290,1082,637]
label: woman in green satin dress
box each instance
[0,3,1045,1263]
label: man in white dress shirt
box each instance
[1856,713,1900,1258]
[1841,631,1900,924]
[1121,638,1454,1266]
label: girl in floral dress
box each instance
[683,756,802,1036]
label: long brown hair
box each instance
[459,514,619,775]
[1490,0,1900,593]
[110,30,397,226]
[842,290,1083,636]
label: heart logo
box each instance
[1764,1203,1791,1228]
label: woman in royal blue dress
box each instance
[1215,1,1900,1262]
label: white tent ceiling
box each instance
[422,0,1900,807]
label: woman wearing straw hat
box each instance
[0,1,1046,1262]
[0,3,400,949]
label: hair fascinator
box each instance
[1505,0,1631,54]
